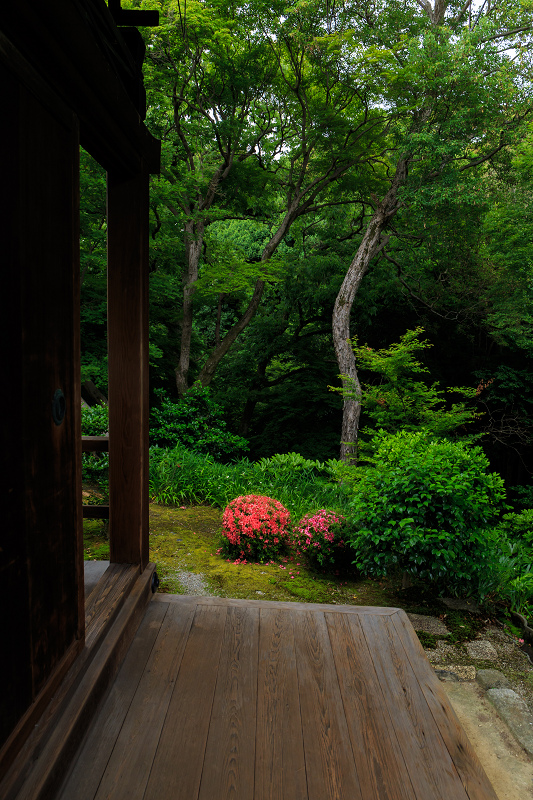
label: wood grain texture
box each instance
[94,600,197,800]
[255,607,307,800]
[143,602,229,800]
[326,611,416,800]
[295,610,362,800]
[107,166,150,569]
[358,613,468,799]
[198,605,260,800]
[58,600,169,800]
[391,610,499,800]
[48,598,497,800]
[151,593,399,615]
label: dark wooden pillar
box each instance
[107,165,150,569]
[0,56,83,757]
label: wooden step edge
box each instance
[2,564,156,800]
[0,565,136,788]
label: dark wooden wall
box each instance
[0,1,160,771]
[0,56,84,750]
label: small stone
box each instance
[256,590,264,595]
[436,664,476,681]
[407,613,450,636]
[476,669,511,690]
[465,640,498,660]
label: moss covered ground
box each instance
[83,500,398,606]
[147,504,398,605]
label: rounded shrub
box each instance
[347,431,506,597]
[295,509,346,570]
[221,495,291,563]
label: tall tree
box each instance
[141,0,400,394]
[328,0,533,459]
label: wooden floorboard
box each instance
[326,611,416,800]
[56,596,497,800]
[255,607,306,800]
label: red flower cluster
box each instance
[295,509,345,569]
[221,494,291,563]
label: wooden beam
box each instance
[82,436,109,452]
[107,165,150,568]
[0,0,160,176]
[82,505,110,519]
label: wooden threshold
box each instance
[57,595,497,800]
[1,563,156,800]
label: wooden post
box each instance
[107,164,150,569]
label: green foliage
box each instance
[220,495,291,563]
[149,444,350,521]
[347,431,506,597]
[345,328,481,442]
[81,405,109,489]
[494,509,533,550]
[150,385,249,461]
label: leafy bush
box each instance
[221,495,291,563]
[337,328,481,443]
[493,509,533,550]
[347,431,506,596]
[295,509,347,570]
[150,385,248,461]
[81,404,109,489]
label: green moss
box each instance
[83,519,110,560]
[416,631,439,649]
[147,503,397,605]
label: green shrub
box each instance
[150,385,248,461]
[493,509,533,549]
[221,495,292,563]
[347,431,506,596]
[81,404,109,489]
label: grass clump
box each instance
[149,445,349,521]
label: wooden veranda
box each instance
[58,595,496,800]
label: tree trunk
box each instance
[332,156,411,461]
[175,219,204,396]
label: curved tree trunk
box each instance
[332,156,411,461]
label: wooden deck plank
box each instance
[359,613,469,800]
[93,600,197,800]
[143,602,228,800]
[255,607,307,800]
[325,611,416,800]
[57,600,169,800]
[152,594,398,615]
[295,610,362,800]
[55,598,496,800]
[198,605,260,800]
[391,610,499,800]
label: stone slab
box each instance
[407,612,450,636]
[486,687,533,758]
[465,639,498,661]
[441,596,482,614]
[434,665,476,681]
[476,669,512,691]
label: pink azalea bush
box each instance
[221,494,291,563]
[295,509,346,569]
